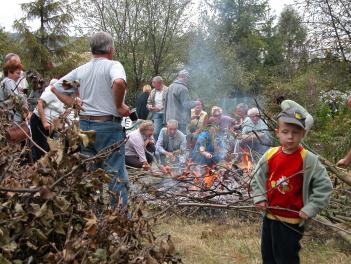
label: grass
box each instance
[155,213,351,264]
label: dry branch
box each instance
[315,215,351,245]
[320,157,351,186]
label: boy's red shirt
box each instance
[266,146,304,220]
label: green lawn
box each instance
[155,216,351,264]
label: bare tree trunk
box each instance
[325,0,347,61]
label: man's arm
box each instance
[37,99,50,130]
[178,88,198,110]
[147,89,154,110]
[156,129,167,154]
[241,131,265,141]
[54,68,79,94]
[337,149,351,167]
[51,87,75,106]
[132,136,148,163]
[51,69,79,106]
[112,79,130,117]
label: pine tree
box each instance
[14,0,73,75]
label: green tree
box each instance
[262,6,307,80]
[276,7,307,78]
[77,0,191,93]
[212,0,272,70]
[14,0,73,75]
[0,28,18,64]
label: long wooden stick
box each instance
[176,203,351,237]
[320,157,351,186]
[315,215,351,244]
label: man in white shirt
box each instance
[147,76,167,140]
[51,32,131,208]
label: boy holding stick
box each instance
[251,108,333,264]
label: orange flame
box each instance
[203,167,219,189]
[190,171,201,190]
[241,152,253,171]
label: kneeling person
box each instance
[155,119,186,164]
[125,121,155,169]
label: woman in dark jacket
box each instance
[135,84,151,120]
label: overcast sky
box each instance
[0,0,294,32]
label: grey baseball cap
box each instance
[277,108,306,129]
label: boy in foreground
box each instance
[251,108,333,264]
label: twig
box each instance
[14,122,48,155]
[0,186,39,193]
[176,202,351,236]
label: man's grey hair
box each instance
[247,107,259,116]
[90,32,114,55]
[178,69,189,79]
[167,119,178,127]
[152,76,163,83]
[4,53,20,63]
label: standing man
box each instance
[147,76,167,140]
[163,70,200,134]
[51,31,131,208]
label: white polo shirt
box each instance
[33,86,65,123]
[54,57,126,117]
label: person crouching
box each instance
[155,119,186,165]
[30,79,67,162]
[191,117,225,166]
[125,120,155,170]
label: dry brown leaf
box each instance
[84,213,98,237]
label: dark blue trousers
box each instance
[261,216,304,264]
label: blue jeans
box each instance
[152,112,164,141]
[79,120,128,208]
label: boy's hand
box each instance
[255,201,267,212]
[299,211,309,220]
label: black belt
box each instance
[79,115,122,122]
